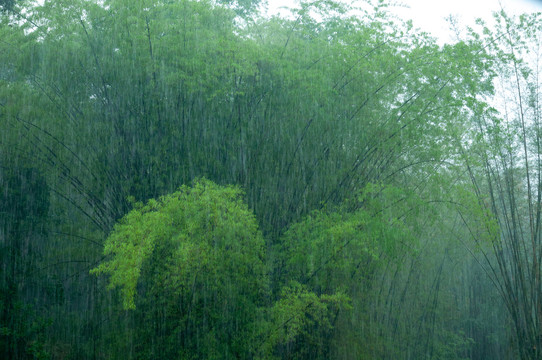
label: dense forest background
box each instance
[2,0,542,358]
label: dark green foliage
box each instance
[0,167,51,359]
[0,0,15,12]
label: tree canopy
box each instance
[1,0,541,359]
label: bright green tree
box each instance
[91,179,267,359]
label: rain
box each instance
[2,0,542,359]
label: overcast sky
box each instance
[266,0,542,43]
[393,0,542,41]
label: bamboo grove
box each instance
[2,0,542,358]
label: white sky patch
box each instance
[393,0,542,42]
[266,0,542,43]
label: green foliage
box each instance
[91,178,265,309]
[452,185,500,247]
[433,330,474,360]
[278,183,422,291]
[457,11,542,359]
[263,282,351,360]
[0,0,15,12]
[269,183,433,358]
[0,299,51,360]
[0,0,527,358]
[91,179,267,358]
[0,167,52,360]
